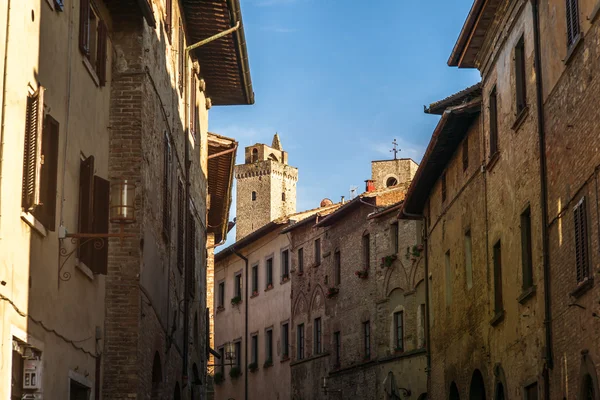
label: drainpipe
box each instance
[0,0,12,235]
[400,209,431,389]
[183,126,191,388]
[231,248,248,400]
[531,0,554,382]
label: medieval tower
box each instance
[235,134,298,240]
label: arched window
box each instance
[174,382,181,400]
[469,370,486,400]
[582,374,596,400]
[449,382,460,400]
[495,383,505,400]
[251,148,258,163]
[386,177,399,187]
[151,352,162,399]
[252,191,257,201]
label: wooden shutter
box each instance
[462,137,469,171]
[162,134,172,241]
[96,20,108,86]
[91,176,109,275]
[177,179,184,272]
[78,156,95,266]
[165,0,172,41]
[22,88,45,211]
[489,87,498,155]
[36,116,59,231]
[178,22,184,94]
[190,75,196,139]
[574,197,589,283]
[79,0,90,55]
[188,213,196,298]
[493,241,503,313]
[515,36,526,113]
[566,0,580,48]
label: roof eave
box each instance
[448,0,486,67]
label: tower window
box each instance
[386,177,398,187]
[252,191,257,201]
[251,148,258,163]
[282,192,286,201]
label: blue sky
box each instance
[210,0,480,245]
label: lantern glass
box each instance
[225,342,235,361]
[110,180,136,224]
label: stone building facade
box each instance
[235,135,298,240]
[287,159,427,400]
[0,0,115,398]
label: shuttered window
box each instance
[334,250,341,285]
[298,248,304,273]
[489,87,499,155]
[164,0,172,42]
[462,136,469,171]
[363,321,371,359]
[177,179,184,273]
[394,311,404,351]
[188,211,196,298]
[314,317,322,354]
[515,36,527,114]
[79,1,108,86]
[162,134,172,241]
[79,0,90,55]
[574,197,590,283]
[493,240,503,313]
[22,88,45,212]
[190,74,199,142]
[178,21,184,94]
[363,234,370,268]
[36,116,60,231]
[566,0,580,49]
[441,172,447,202]
[521,207,534,290]
[281,249,289,279]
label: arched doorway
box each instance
[469,370,486,400]
[151,352,162,399]
[174,382,181,400]
[582,374,597,400]
[495,383,505,400]
[449,382,460,400]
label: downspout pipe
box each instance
[0,0,12,235]
[231,248,249,400]
[183,127,191,387]
[400,209,431,385]
[531,0,554,377]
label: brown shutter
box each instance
[162,134,172,241]
[78,156,95,266]
[91,176,109,275]
[79,0,90,55]
[22,88,45,211]
[96,20,108,86]
[188,213,196,298]
[190,75,196,138]
[165,0,172,41]
[36,116,60,231]
[574,198,589,283]
[177,179,184,272]
[178,22,184,94]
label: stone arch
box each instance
[579,351,600,399]
[269,153,278,161]
[292,292,308,321]
[310,285,325,314]
[251,148,258,162]
[449,381,460,400]
[493,364,508,400]
[469,369,487,400]
[386,285,404,299]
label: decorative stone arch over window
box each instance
[579,350,600,400]
[493,363,508,400]
[292,292,308,321]
[310,284,326,315]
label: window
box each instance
[363,321,371,359]
[462,137,469,171]
[515,35,527,114]
[445,250,452,306]
[574,197,590,283]
[521,207,534,290]
[441,172,447,202]
[489,87,498,155]
[251,334,258,364]
[266,258,273,287]
[297,324,304,360]
[178,21,184,94]
[314,318,322,354]
[190,74,199,142]
[187,212,196,298]
[391,222,399,254]
[386,177,398,187]
[394,312,403,351]
[234,341,241,368]
[314,238,321,265]
[493,240,503,313]
[251,148,258,163]
[334,331,341,366]
[164,0,172,41]
[176,179,184,272]
[251,191,257,201]
[334,250,341,285]
[22,89,60,231]
[162,134,172,241]
[465,230,473,289]
[282,323,289,358]
[234,274,242,298]
[218,282,224,307]
[418,304,425,348]
[566,0,581,49]
[266,329,273,362]
[251,265,258,293]
[218,347,225,375]
[525,382,538,400]
[79,0,108,85]
[281,249,290,279]
[70,379,91,400]
[363,234,370,268]
[298,248,304,273]
[282,192,286,201]
[78,156,110,274]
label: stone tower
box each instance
[235,134,298,240]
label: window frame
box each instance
[574,197,591,284]
[489,86,499,156]
[566,0,581,50]
[391,222,399,254]
[334,331,341,366]
[493,240,503,314]
[515,35,527,114]
[521,206,534,290]
[363,233,370,268]
[251,334,258,365]
[281,322,289,358]
[251,264,258,294]
[234,273,242,298]
[465,229,473,290]
[314,238,321,265]
[462,136,469,171]
[298,247,304,273]
[297,324,305,360]
[266,257,273,287]
[265,328,273,363]
[281,249,290,280]
[394,311,404,352]
[218,281,225,308]
[334,249,341,286]
[363,321,371,359]
[234,341,241,368]
[314,317,322,355]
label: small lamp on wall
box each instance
[110,180,136,224]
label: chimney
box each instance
[365,179,375,192]
[341,196,345,204]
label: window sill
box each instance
[312,262,321,268]
[590,1,600,22]
[264,285,274,292]
[21,212,47,237]
[517,285,536,304]
[489,310,505,327]
[76,261,95,281]
[570,277,594,298]
[564,34,584,65]
[511,105,529,132]
[250,292,259,299]
[216,306,225,314]
[82,57,100,87]
[296,271,304,277]
[280,356,290,363]
[486,151,500,173]
[280,276,290,284]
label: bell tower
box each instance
[234,134,298,240]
